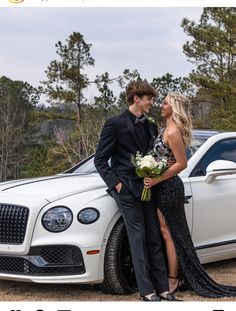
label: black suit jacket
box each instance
[94,110,158,198]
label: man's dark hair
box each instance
[125,79,158,105]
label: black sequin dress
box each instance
[151,128,236,298]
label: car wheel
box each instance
[100,218,137,295]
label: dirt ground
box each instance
[0,258,236,301]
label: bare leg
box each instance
[157,208,180,293]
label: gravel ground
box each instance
[0,258,236,301]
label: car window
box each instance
[186,137,207,160]
[75,157,98,174]
[190,138,236,177]
[63,156,97,174]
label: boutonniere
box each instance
[144,114,156,125]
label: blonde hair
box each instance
[167,92,193,147]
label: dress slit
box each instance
[153,175,236,298]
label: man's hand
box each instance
[115,182,123,193]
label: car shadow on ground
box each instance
[0,258,236,301]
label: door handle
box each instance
[184,195,192,204]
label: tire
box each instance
[100,218,137,295]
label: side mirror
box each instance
[206,160,236,184]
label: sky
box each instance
[0,7,203,102]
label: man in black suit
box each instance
[94,80,178,301]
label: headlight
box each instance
[77,208,100,224]
[42,206,73,232]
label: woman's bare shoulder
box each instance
[165,126,182,139]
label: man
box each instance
[94,80,178,301]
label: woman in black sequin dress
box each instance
[144,92,236,298]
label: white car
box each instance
[0,130,236,294]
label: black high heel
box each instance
[168,275,186,293]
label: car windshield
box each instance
[67,131,216,174]
[186,137,207,159]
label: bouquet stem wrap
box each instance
[141,187,152,202]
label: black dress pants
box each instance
[111,185,169,296]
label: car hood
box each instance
[0,174,105,202]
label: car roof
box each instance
[192,129,221,139]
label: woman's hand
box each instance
[144,177,160,188]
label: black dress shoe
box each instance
[142,293,161,301]
[160,293,183,301]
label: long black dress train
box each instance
[151,128,236,298]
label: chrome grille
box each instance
[0,204,29,244]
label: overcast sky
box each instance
[0,7,203,101]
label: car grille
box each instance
[0,245,85,275]
[0,204,29,244]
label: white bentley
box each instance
[0,130,236,294]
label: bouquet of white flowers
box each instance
[131,151,168,201]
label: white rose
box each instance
[140,155,157,169]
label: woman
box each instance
[144,92,236,298]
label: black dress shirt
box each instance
[126,109,150,153]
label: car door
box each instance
[189,137,236,260]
